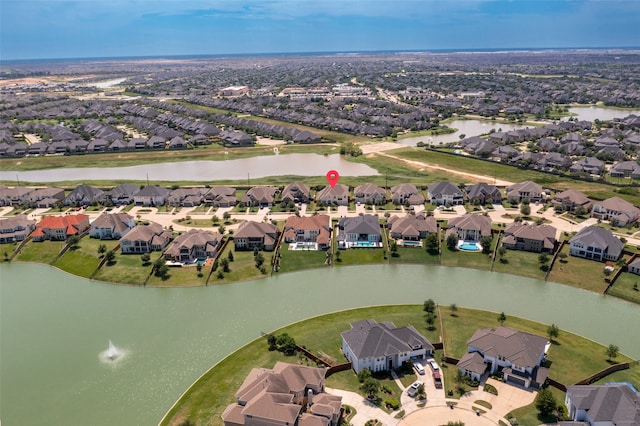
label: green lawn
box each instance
[93,250,161,285]
[206,245,272,285]
[594,363,640,390]
[547,246,611,293]
[15,240,66,264]
[277,243,329,273]
[335,247,388,266]
[161,305,637,426]
[440,243,495,271]
[146,264,208,287]
[492,248,548,280]
[607,272,640,304]
[389,243,440,265]
[54,236,118,278]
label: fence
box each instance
[574,362,630,386]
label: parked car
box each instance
[413,362,425,375]
[433,370,443,389]
[407,380,424,397]
[429,360,439,371]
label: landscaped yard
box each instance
[93,250,161,285]
[205,245,272,285]
[15,240,66,264]
[335,247,388,266]
[146,263,208,287]
[389,243,440,265]
[440,240,495,271]
[607,272,640,304]
[546,245,611,293]
[54,236,118,278]
[492,248,549,280]
[161,305,638,426]
[277,243,329,273]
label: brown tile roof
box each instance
[467,326,548,368]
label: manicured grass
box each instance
[172,218,217,228]
[335,248,388,266]
[440,245,494,271]
[594,363,640,390]
[146,264,209,287]
[547,246,611,293]
[15,240,66,264]
[389,243,440,265]
[607,272,640,304]
[492,248,548,280]
[93,250,161,285]
[206,245,272,285]
[507,386,565,426]
[277,243,329,273]
[54,236,118,278]
[160,305,439,426]
[162,305,637,426]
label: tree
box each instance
[141,253,151,265]
[535,387,557,416]
[538,254,549,264]
[446,233,458,250]
[357,368,372,383]
[361,377,380,398]
[423,299,436,314]
[218,225,226,235]
[450,303,458,317]
[606,344,619,361]
[196,263,203,277]
[221,258,230,273]
[105,250,116,264]
[389,240,398,257]
[498,311,507,325]
[67,235,80,249]
[227,251,234,261]
[547,323,560,342]
[254,252,265,268]
[275,333,296,355]
[520,203,531,216]
[223,211,231,221]
[425,312,436,330]
[480,236,492,254]
[425,233,439,254]
[97,244,107,257]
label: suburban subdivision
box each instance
[2,50,640,426]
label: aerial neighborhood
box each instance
[2,51,640,426]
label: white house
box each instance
[89,213,136,240]
[565,384,640,425]
[341,319,434,374]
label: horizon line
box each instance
[3,46,640,63]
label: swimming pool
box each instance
[458,241,481,251]
[402,240,422,247]
[353,241,378,248]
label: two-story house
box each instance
[569,225,624,262]
[502,223,557,253]
[427,181,464,206]
[233,221,279,251]
[0,214,36,244]
[119,223,172,254]
[163,229,223,263]
[89,213,136,240]
[283,215,331,250]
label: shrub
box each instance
[483,383,498,395]
[384,397,400,410]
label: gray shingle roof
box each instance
[341,319,433,359]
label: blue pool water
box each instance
[354,241,377,248]
[458,241,480,251]
[402,241,421,247]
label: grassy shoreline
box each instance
[158,305,639,426]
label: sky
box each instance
[1,0,640,60]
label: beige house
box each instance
[316,184,349,206]
[281,183,311,204]
[387,213,437,243]
[390,183,425,205]
[591,196,640,226]
[283,215,331,250]
[234,221,279,251]
[446,214,492,242]
[222,362,342,426]
[353,183,386,205]
[0,214,36,244]
[164,229,223,263]
[506,181,544,203]
[242,186,277,207]
[551,189,592,212]
[119,223,172,254]
[502,223,557,253]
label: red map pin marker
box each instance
[326,170,340,188]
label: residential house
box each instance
[168,136,187,149]
[387,213,437,242]
[591,196,640,226]
[204,186,237,207]
[564,384,640,425]
[446,214,492,242]
[569,225,624,262]
[353,183,386,205]
[234,221,279,251]
[502,223,557,253]
[63,184,104,207]
[89,213,136,240]
[536,152,572,172]
[146,136,166,149]
[0,186,35,206]
[457,326,550,389]
[242,186,277,207]
[427,181,464,206]
[220,129,254,147]
[119,223,172,254]
[341,319,434,374]
[628,258,640,275]
[456,352,487,383]
[167,187,206,207]
[107,183,141,205]
[569,157,604,176]
[26,187,65,207]
[610,160,640,179]
[32,214,90,241]
[460,136,497,156]
[0,214,36,244]
[281,182,311,204]
[551,189,592,213]
[316,184,349,206]
[283,215,332,250]
[465,183,502,205]
[337,215,381,249]
[390,183,425,206]
[164,229,223,263]
[133,185,171,206]
[221,362,342,426]
[506,181,544,203]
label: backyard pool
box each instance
[353,241,379,248]
[289,242,318,250]
[458,241,481,252]
[401,240,422,247]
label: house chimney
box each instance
[307,389,313,409]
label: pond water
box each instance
[1,263,639,426]
[565,106,640,122]
[397,120,532,147]
[0,153,378,183]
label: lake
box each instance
[1,262,639,426]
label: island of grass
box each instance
[159,305,640,426]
